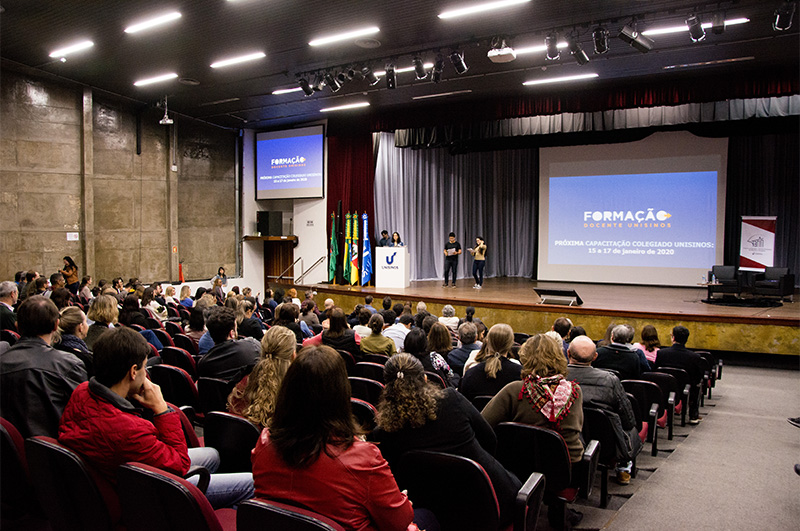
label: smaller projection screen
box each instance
[255,125,324,200]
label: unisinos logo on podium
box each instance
[385,252,397,266]
[376,248,409,288]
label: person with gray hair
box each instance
[593,324,643,381]
[438,304,459,332]
[447,322,482,376]
[0,281,19,331]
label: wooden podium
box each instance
[243,235,297,288]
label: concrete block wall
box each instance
[0,66,237,284]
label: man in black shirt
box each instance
[377,230,390,247]
[443,232,462,288]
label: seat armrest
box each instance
[667,391,676,407]
[514,472,546,531]
[183,465,210,493]
[682,384,691,399]
[579,440,600,499]
[180,405,197,424]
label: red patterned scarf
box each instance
[518,374,579,427]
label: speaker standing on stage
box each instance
[377,230,390,247]
[390,232,405,247]
[443,232,462,288]
[469,237,487,289]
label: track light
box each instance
[449,51,468,74]
[324,72,341,92]
[362,67,380,86]
[618,24,654,53]
[298,78,314,96]
[568,38,589,65]
[774,1,795,31]
[592,27,609,54]
[545,33,560,60]
[431,54,445,83]
[686,14,706,42]
[711,12,726,34]
[347,67,363,81]
[312,73,326,92]
[385,64,396,89]
[412,56,428,80]
[336,71,348,85]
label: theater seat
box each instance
[1,417,39,521]
[203,412,260,473]
[237,499,345,531]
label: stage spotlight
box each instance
[686,14,706,42]
[774,1,796,31]
[711,12,726,34]
[618,24,654,53]
[450,50,468,74]
[298,77,314,96]
[312,73,326,92]
[362,66,380,85]
[568,38,589,65]
[336,71,348,85]
[430,54,445,83]
[545,33,560,60]
[413,56,428,80]
[385,64,396,89]
[324,72,341,92]
[347,67,363,81]
[592,27,609,54]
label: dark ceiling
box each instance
[1,0,797,130]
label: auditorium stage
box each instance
[297,278,799,356]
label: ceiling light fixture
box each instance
[774,1,796,31]
[523,73,599,86]
[514,42,567,55]
[320,101,371,112]
[273,86,304,95]
[568,37,589,65]
[336,71,348,85]
[430,54,445,83]
[362,67,380,85]
[49,40,94,58]
[711,12,726,35]
[686,14,706,42]
[309,26,379,46]
[450,51,468,74]
[385,64,397,89]
[413,90,473,100]
[210,52,266,68]
[134,72,179,86]
[324,72,341,92]
[642,18,749,36]
[618,24,654,53]
[487,38,517,63]
[545,33,560,60]
[439,0,531,19]
[375,63,433,76]
[312,73,326,92]
[159,96,173,125]
[592,27,609,54]
[125,11,182,34]
[413,56,428,80]
[295,79,314,96]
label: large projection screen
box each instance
[255,125,325,200]
[538,131,727,287]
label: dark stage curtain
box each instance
[724,131,800,284]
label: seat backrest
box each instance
[621,380,662,416]
[471,395,494,412]
[166,305,181,319]
[582,408,619,467]
[174,333,199,356]
[394,450,500,531]
[655,367,690,390]
[625,393,643,430]
[514,332,530,345]
[348,377,385,407]
[203,412,261,473]
[145,316,164,330]
[354,361,385,383]
[336,350,356,375]
[117,463,223,531]
[641,372,679,405]
[198,377,234,415]
[165,321,184,338]
[128,323,146,332]
[765,267,789,280]
[153,328,175,348]
[362,353,390,365]
[1,329,19,345]
[237,499,344,531]
[711,265,736,280]
[148,365,200,409]
[1,417,37,518]
[350,398,378,431]
[25,436,115,531]
[424,371,447,389]
[162,346,198,380]
[495,422,572,494]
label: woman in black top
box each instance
[273,303,304,344]
[321,307,360,361]
[119,294,149,328]
[459,323,521,403]
[403,328,456,387]
[236,299,264,341]
[372,354,521,526]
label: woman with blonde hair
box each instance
[228,326,296,427]
[163,285,177,305]
[53,306,94,376]
[459,323,521,403]
[179,285,193,307]
[236,299,264,341]
[85,294,119,350]
[482,333,584,463]
[373,353,521,526]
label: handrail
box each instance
[275,257,302,283]
[296,256,326,284]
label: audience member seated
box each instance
[305,307,362,361]
[633,324,661,365]
[84,294,119,351]
[404,328,457,387]
[447,322,481,376]
[372,353,521,526]
[236,299,264,341]
[299,300,321,330]
[58,327,254,509]
[179,285,194,308]
[0,295,88,438]
[567,336,641,485]
[162,285,176,305]
[185,306,207,350]
[363,294,378,314]
[568,325,587,343]
[381,295,392,311]
[421,315,438,334]
[596,322,616,348]
[0,281,18,331]
[252,345,426,531]
[228,326,296,428]
[383,312,412,352]
[593,324,645,381]
[272,303,304,344]
[460,324,521,403]
[50,287,73,310]
[552,317,573,359]
[119,294,149,329]
[198,306,261,382]
[457,306,484,329]
[44,272,66,299]
[53,306,94,376]
[428,322,457,385]
[359,313,397,357]
[654,325,704,424]
[352,307,372,339]
[482,333,584,463]
[438,304,459,332]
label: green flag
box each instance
[328,212,338,283]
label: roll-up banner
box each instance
[739,216,776,272]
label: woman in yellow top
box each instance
[60,255,80,295]
[469,236,487,289]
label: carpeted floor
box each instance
[549,364,800,530]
